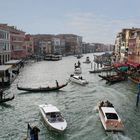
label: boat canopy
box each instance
[5,59,22,65]
[101,107,117,114]
[43,104,60,113]
[0,65,12,71]
[118,66,128,71]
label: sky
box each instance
[0,0,140,44]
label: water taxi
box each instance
[69,74,88,85]
[98,100,124,132]
[39,104,67,132]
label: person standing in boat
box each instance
[56,80,59,87]
[78,61,81,67]
[75,63,77,69]
[27,123,40,140]
[0,89,3,100]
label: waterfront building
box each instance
[127,30,140,64]
[10,26,26,59]
[32,34,54,57]
[33,34,82,56]
[114,27,140,64]
[38,40,48,57]
[52,37,63,54]
[56,34,82,55]
[24,34,34,58]
[82,42,113,54]
[0,27,10,65]
[0,24,26,60]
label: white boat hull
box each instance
[98,107,124,132]
[39,105,67,132]
[69,77,88,85]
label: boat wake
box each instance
[102,133,132,140]
[93,105,98,113]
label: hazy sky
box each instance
[0,0,140,44]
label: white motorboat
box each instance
[39,104,67,132]
[74,67,82,74]
[69,74,88,85]
[98,100,124,132]
[83,56,91,64]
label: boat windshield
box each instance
[105,113,118,120]
[46,112,64,123]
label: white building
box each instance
[0,29,11,65]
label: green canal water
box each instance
[0,53,140,140]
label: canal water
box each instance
[0,53,140,140]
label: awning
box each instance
[118,66,128,71]
[0,65,12,71]
[5,59,22,65]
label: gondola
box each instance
[17,82,68,92]
[0,95,14,103]
[106,76,126,84]
[98,74,113,80]
[98,74,126,84]
[128,76,140,84]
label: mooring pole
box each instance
[136,83,140,107]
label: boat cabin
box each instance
[5,59,23,74]
[42,104,64,123]
[101,107,119,120]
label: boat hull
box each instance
[98,106,124,132]
[17,82,68,92]
[69,77,88,85]
[39,105,67,132]
[0,95,14,103]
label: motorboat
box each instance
[39,104,67,132]
[97,100,124,132]
[74,67,82,74]
[83,56,91,64]
[69,74,88,85]
[74,61,82,74]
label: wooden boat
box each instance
[98,74,113,81]
[25,123,40,140]
[98,100,124,132]
[98,74,126,84]
[106,75,126,84]
[89,69,101,73]
[128,76,140,84]
[17,82,68,92]
[0,94,14,103]
[39,104,67,132]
